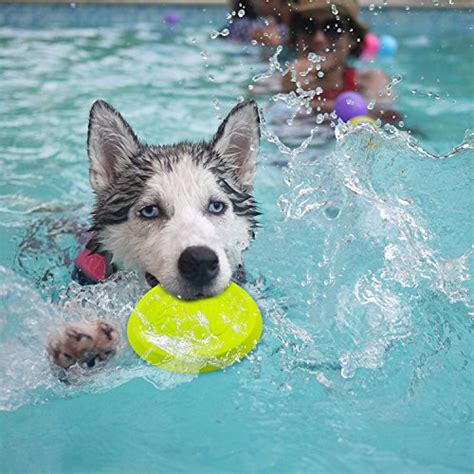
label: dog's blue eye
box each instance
[139,205,160,219]
[208,200,226,215]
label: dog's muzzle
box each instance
[178,246,219,286]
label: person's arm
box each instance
[357,70,402,123]
[357,69,394,106]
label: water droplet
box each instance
[190,37,196,44]
[368,100,376,110]
[70,2,76,7]
[237,8,246,17]
[200,51,208,60]
[207,74,215,81]
[278,382,293,392]
[325,206,340,219]
[369,3,375,11]
[315,372,332,388]
[392,74,402,85]
[405,6,411,10]
[331,4,339,15]
[210,28,230,39]
[213,98,221,110]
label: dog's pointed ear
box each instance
[87,100,141,193]
[211,100,260,189]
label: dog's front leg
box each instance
[47,321,120,371]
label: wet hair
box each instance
[289,11,367,58]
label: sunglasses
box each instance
[294,17,351,41]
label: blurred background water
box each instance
[0,4,473,473]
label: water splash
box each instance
[0,267,194,411]
[210,28,230,40]
[249,123,473,382]
[252,49,340,159]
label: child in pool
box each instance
[283,0,400,122]
[227,0,289,46]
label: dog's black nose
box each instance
[178,246,219,285]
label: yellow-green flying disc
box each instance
[127,282,263,373]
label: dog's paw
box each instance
[92,322,120,365]
[48,321,120,370]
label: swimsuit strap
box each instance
[343,67,358,92]
[318,67,359,100]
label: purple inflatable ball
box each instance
[334,92,368,122]
[164,12,180,25]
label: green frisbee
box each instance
[127,282,263,373]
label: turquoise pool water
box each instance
[1,4,473,473]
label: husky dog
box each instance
[48,99,261,370]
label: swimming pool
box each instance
[1,4,473,473]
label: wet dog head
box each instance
[87,100,260,299]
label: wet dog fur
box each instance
[48,99,261,371]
